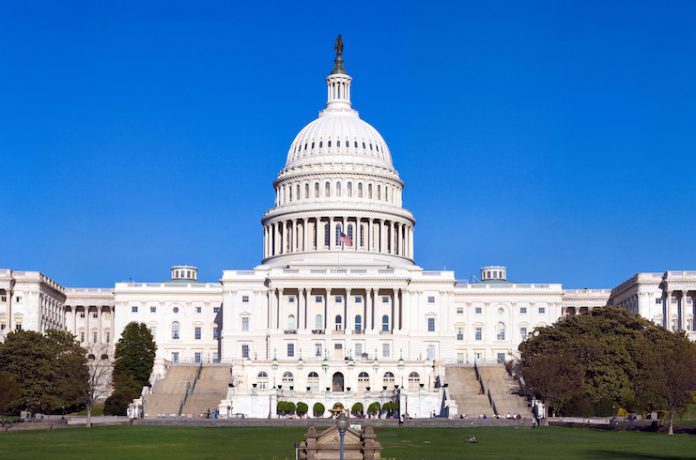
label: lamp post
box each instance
[336,412,349,460]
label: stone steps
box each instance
[144,365,199,417]
[444,367,492,416]
[477,366,530,416]
[182,367,230,417]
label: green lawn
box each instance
[0,425,695,460]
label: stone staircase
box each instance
[143,365,199,417]
[445,367,492,417]
[477,366,530,416]
[182,366,230,417]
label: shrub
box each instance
[286,402,296,415]
[296,402,308,417]
[367,402,380,416]
[313,402,325,417]
[351,402,364,416]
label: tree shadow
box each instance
[589,450,696,460]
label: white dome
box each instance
[285,110,394,170]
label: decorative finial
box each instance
[330,34,346,74]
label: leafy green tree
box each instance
[351,402,364,416]
[286,401,296,415]
[313,402,325,417]
[0,330,88,414]
[0,371,21,415]
[367,402,380,416]
[104,322,156,415]
[296,402,308,417]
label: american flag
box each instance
[339,232,353,247]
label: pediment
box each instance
[317,427,362,446]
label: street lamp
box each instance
[336,412,349,460]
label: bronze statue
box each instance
[335,34,344,57]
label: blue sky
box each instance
[1,1,695,288]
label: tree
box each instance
[313,402,325,417]
[638,329,696,435]
[351,402,364,416]
[0,372,21,415]
[296,402,308,417]
[83,346,113,427]
[0,330,88,414]
[367,402,380,416]
[104,322,156,416]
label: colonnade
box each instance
[263,216,413,259]
[266,287,404,335]
[64,305,116,348]
[39,293,64,332]
[663,290,695,331]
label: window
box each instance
[427,345,436,360]
[242,296,249,303]
[408,372,420,391]
[456,327,464,340]
[315,314,323,330]
[131,306,138,313]
[15,324,21,331]
[335,296,342,303]
[308,371,320,391]
[315,296,323,303]
[335,314,343,331]
[92,313,98,319]
[383,372,395,387]
[258,371,268,389]
[194,327,202,340]
[173,307,179,314]
[213,327,219,340]
[282,371,294,385]
[382,343,390,358]
[171,321,180,340]
[288,296,295,303]
[382,296,389,303]
[655,298,662,304]
[354,314,362,333]
[171,352,179,363]
[456,307,464,315]
[427,296,435,303]
[194,352,201,363]
[496,322,505,340]
[475,327,482,341]
[196,306,202,313]
[214,306,221,314]
[287,343,295,357]
[497,353,506,364]
[80,313,85,318]
[150,306,156,313]
[106,331,110,343]
[427,317,435,332]
[314,343,322,357]
[93,331,97,343]
[242,317,249,331]
[382,315,389,332]
[475,307,482,314]
[242,344,249,359]
[538,307,546,314]
[520,327,528,338]
[355,343,363,357]
[520,306,527,314]
[358,371,369,390]
[287,314,296,331]
[15,296,21,303]
[150,326,157,338]
[355,296,362,303]
[80,332,85,342]
[0,323,4,331]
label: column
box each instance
[296,289,300,330]
[303,288,308,330]
[303,218,309,252]
[409,226,414,259]
[345,289,350,334]
[398,289,403,331]
[391,290,395,333]
[363,289,367,333]
[110,306,115,348]
[665,291,672,330]
[330,217,336,251]
[85,305,90,344]
[278,288,284,330]
[267,289,272,328]
[324,288,329,330]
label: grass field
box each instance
[0,425,695,460]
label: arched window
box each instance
[408,372,420,391]
[496,322,506,341]
[360,224,365,247]
[289,185,293,202]
[282,371,294,385]
[368,183,373,199]
[336,181,342,197]
[358,182,363,198]
[335,314,343,331]
[358,371,370,391]
[315,314,323,331]
[308,371,320,391]
[325,181,330,197]
[258,371,269,390]
[296,184,300,200]
[347,182,353,197]
[354,314,362,333]
[347,224,353,242]
[314,182,319,198]
[324,222,330,247]
[305,183,309,199]
[287,314,296,332]
[383,372,395,387]
[382,314,389,332]
[171,321,180,340]
[377,185,381,200]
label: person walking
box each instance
[399,413,404,427]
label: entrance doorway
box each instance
[332,372,344,392]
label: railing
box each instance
[311,329,325,335]
[178,362,203,416]
[283,330,297,334]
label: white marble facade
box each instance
[2,43,695,417]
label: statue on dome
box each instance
[335,34,344,57]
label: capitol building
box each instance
[1,39,695,419]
